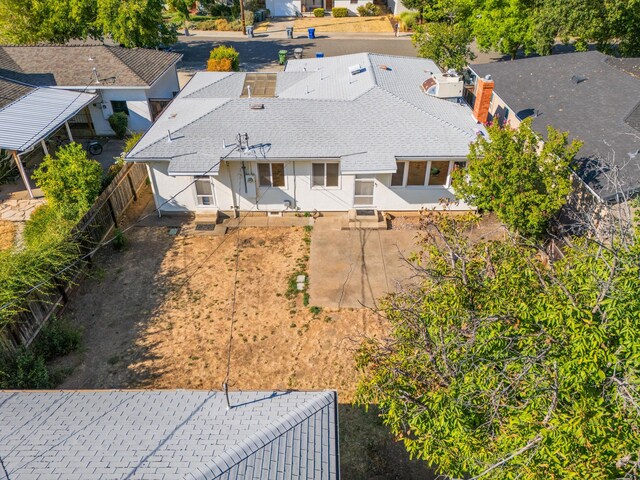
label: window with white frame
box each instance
[257,162,285,187]
[391,160,463,187]
[195,177,215,206]
[311,162,339,187]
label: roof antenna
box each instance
[306,84,310,95]
[92,67,100,85]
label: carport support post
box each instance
[41,139,49,156]
[12,151,34,199]
[65,121,74,142]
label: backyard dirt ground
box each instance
[293,16,394,33]
[57,188,435,479]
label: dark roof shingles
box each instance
[0,44,181,87]
[0,77,34,108]
[470,51,640,199]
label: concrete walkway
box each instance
[309,218,418,309]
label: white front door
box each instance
[353,175,375,207]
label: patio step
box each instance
[345,209,388,230]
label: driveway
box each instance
[309,219,419,309]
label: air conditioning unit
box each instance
[423,72,464,99]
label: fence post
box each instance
[107,198,118,229]
[127,171,138,202]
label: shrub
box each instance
[228,19,243,31]
[332,7,348,17]
[398,11,419,30]
[112,228,127,250]
[32,317,82,361]
[313,7,325,17]
[23,204,75,249]
[214,18,230,30]
[108,111,129,139]
[357,2,380,16]
[32,143,103,221]
[208,45,240,71]
[206,3,232,16]
[195,19,219,30]
[0,349,50,389]
[207,57,233,71]
[245,10,255,25]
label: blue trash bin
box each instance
[316,52,324,58]
[308,28,315,39]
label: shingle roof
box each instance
[0,389,339,480]
[0,81,96,151]
[0,76,34,108]
[470,51,640,201]
[0,45,182,88]
[127,53,484,175]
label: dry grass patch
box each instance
[0,221,16,250]
[293,15,393,33]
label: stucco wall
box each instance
[487,92,521,129]
[147,159,471,214]
[87,67,180,136]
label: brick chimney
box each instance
[472,75,494,124]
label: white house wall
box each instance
[147,67,181,100]
[148,159,470,214]
[86,68,179,135]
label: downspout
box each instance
[226,161,239,218]
[292,161,297,210]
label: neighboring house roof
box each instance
[0,389,339,480]
[469,51,640,201]
[0,76,34,108]
[0,77,96,152]
[127,53,484,175]
[0,44,182,88]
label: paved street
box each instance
[173,35,418,71]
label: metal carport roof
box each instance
[0,84,96,152]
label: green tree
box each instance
[32,143,103,221]
[413,21,475,71]
[452,118,581,238]
[167,0,192,35]
[472,0,545,59]
[0,0,175,47]
[96,0,177,48]
[357,210,640,479]
[0,0,98,44]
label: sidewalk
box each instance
[179,24,412,41]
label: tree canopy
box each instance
[408,0,640,68]
[357,210,640,479]
[0,0,176,47]
[32,143,103,221]
[452,119,582,238]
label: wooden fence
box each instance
[0,162,148,353]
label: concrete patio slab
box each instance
[309,219,419,309]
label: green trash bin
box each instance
[278,49,287,65]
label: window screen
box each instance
[258,163,271,187]
[111,100,129,115]
[326,163,339,187]
[407,162,427,186]
[428,161,450,186]
[312,163,325,187]
[391,161,405,186]
[271,163,285,187]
